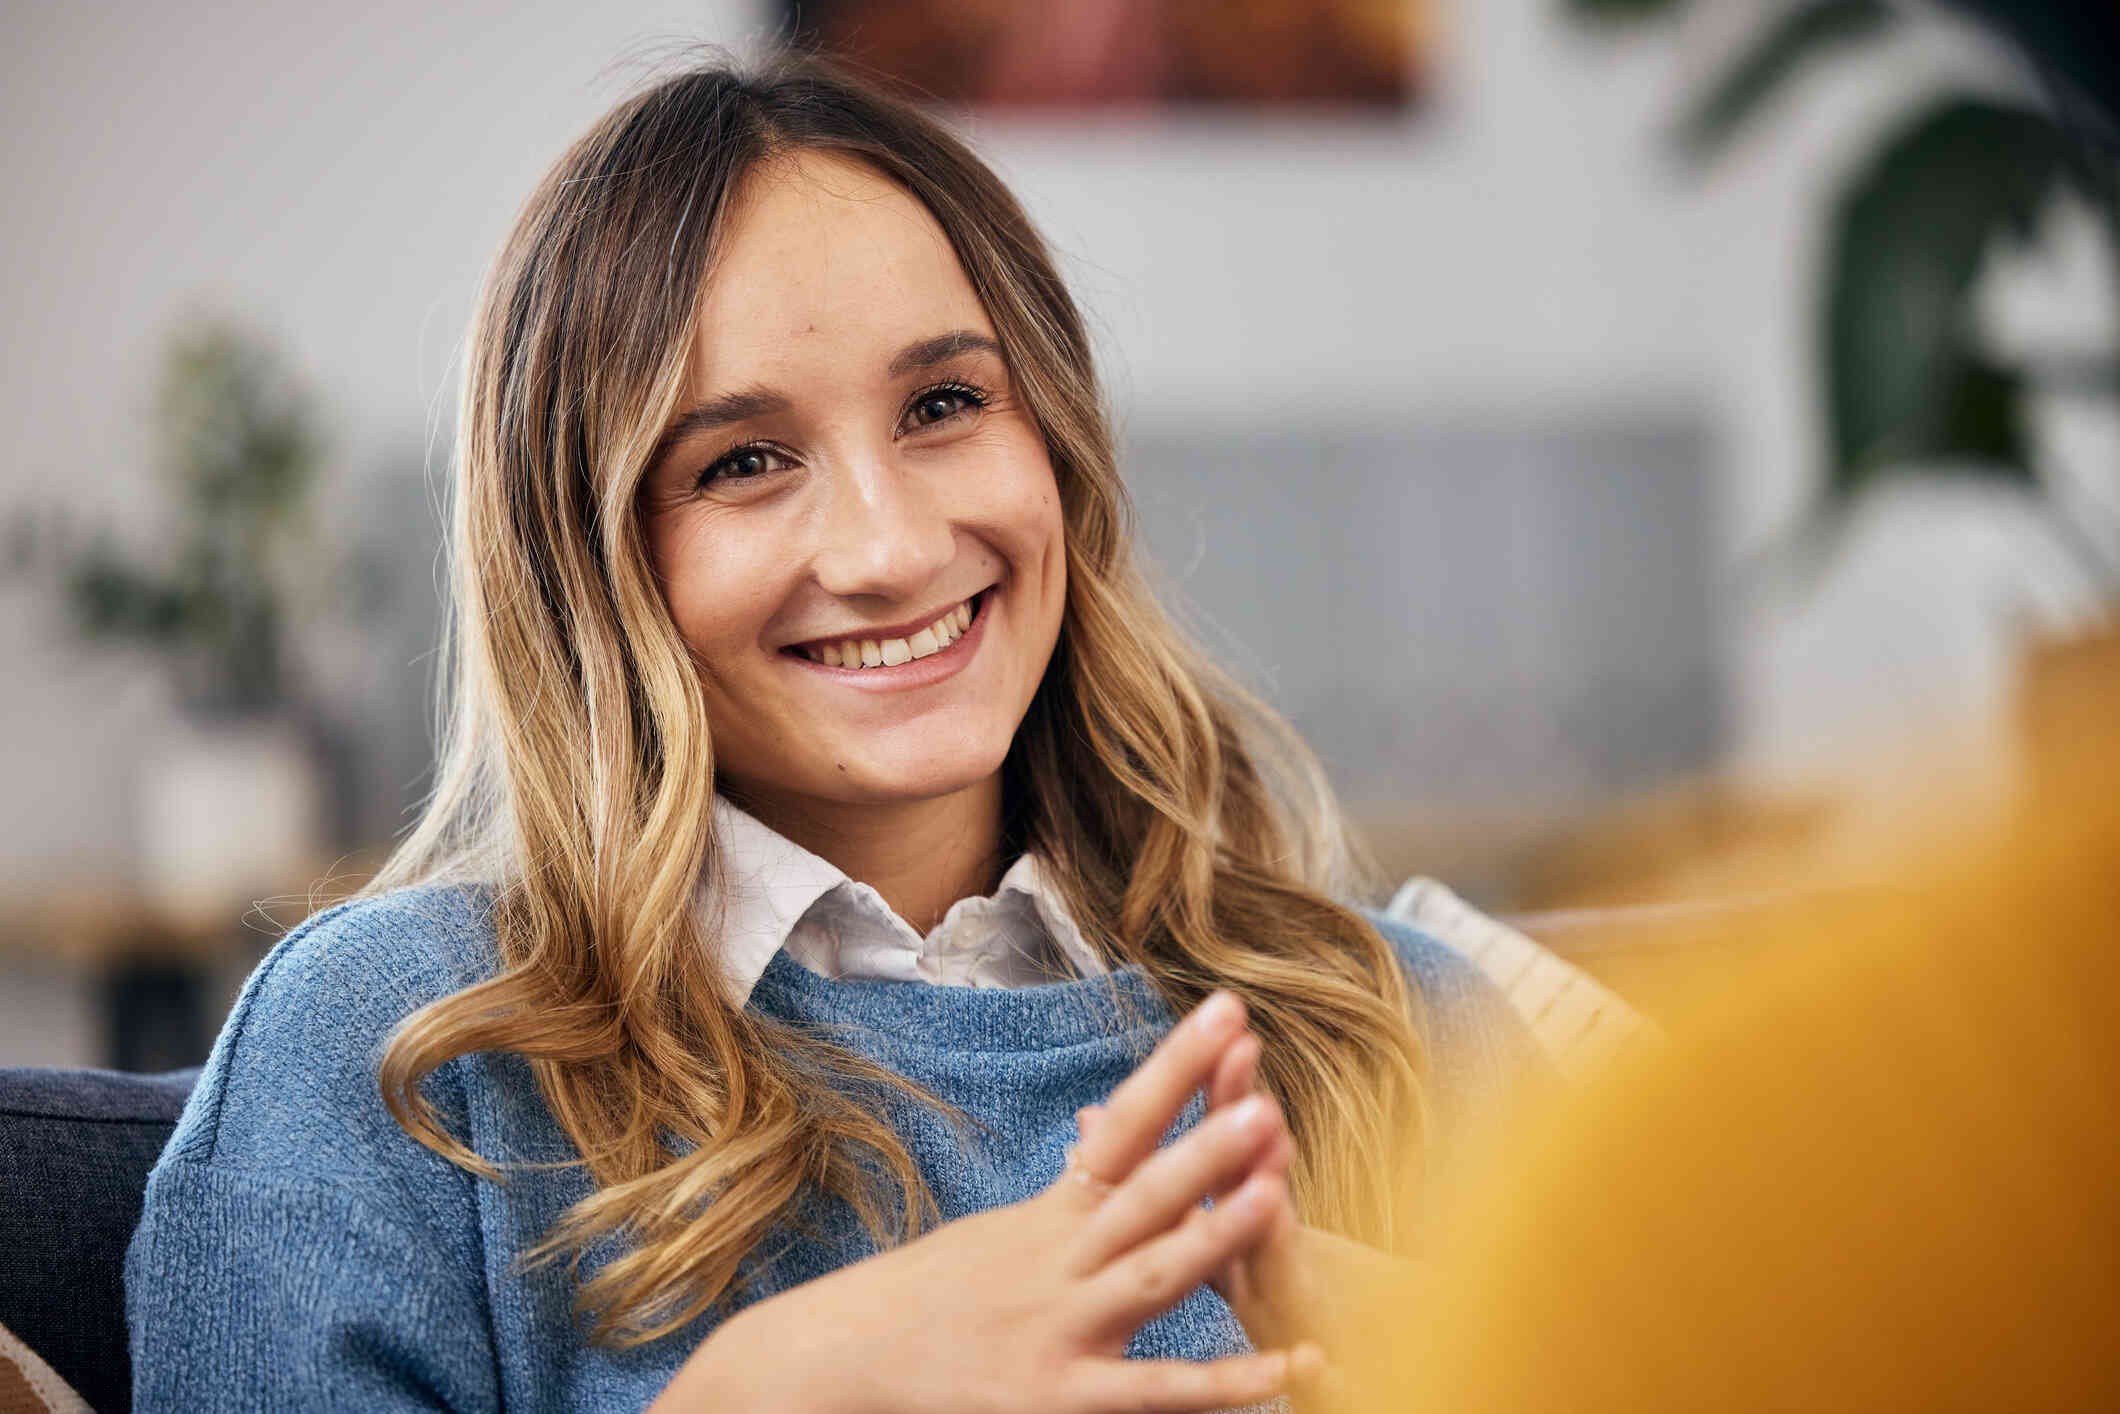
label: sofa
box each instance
[0,1066,196,1412]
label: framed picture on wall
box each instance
[781,0,1429,111]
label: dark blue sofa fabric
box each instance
[0,1067,197,1413]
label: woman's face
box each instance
[641,150,1067,824]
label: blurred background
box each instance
[2,0,2114,1069]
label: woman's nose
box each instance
[808,449,955,600]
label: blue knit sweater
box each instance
[125,885,1539,1412]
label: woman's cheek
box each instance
[653,504,777,647]
[678,567,781,664]
[975,457,1065,557]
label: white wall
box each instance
[3,0,2108,887]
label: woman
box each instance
[126,54,1541,1412]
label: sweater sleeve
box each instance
[124,889,505,1412]
[127,1162,500,1412]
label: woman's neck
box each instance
[726,775,1008,934]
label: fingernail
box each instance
[1228,1094,1267,1130]
[1195,990,1237,1031]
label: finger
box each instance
[1289,1345,1357,1414]
[1086,1032,1260,1144]
[1206,1039,1291,1174]
[1208,1103,1292,1211]
[1242,1098,1293,1186]
[1076,1093,1271,1170]
[1284,1343,1350,1414]
[1085,1098,1267,1166]
[1074,1094,1282,1273]
[1207,1203,1307,1361]
[1206,1030,1261,1116]
[1076,1037,1292,1220]
[1069,990,1246,1190]
[1207,1172,1299,1307]
[1066,1348,1295,1413]
[1080,1171,1287,1336]
[1204,1034,1294,1202]
[1289,1341,1328,1382]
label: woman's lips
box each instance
[786,591,983,669]
[783,590,989,687]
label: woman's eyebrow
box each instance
[659,386,790,449]
[888,329,1003,377]
[659,331,1004,453]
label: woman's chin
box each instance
[745,736,1009,813]
[829,756,1005,808]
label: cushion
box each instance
[1386,877,1656,1081]
[0,1068,197,1414]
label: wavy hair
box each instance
[370,51,1427,1346]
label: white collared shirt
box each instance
[702,797,1109,1006]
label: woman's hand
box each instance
[1079,1031,1429,1414]
[1080,1031,1321,1398]
[656,991,1323,1414]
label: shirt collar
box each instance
[701,796,1104,1005]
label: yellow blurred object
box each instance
[1334,632,2120,1411]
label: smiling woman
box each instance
[123,53,1546,1414]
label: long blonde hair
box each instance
[372,52,1427,1346]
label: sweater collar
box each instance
[700,796,1105,1005]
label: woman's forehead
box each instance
[689,150,994,388]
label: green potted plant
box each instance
[11,316,329,926]
[1568,0,2119,789]
[1567,0,2117,595]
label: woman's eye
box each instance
[904,384,986,430]
[697,444,788,488]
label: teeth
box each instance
[804,597,978,668]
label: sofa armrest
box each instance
[0,1067,197,1413]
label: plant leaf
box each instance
[1677,0,1897,161]
[1900,350,2033,480]
[1822,98,2069,503]
[1936,0,2120,151]
[62,544,191,645]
